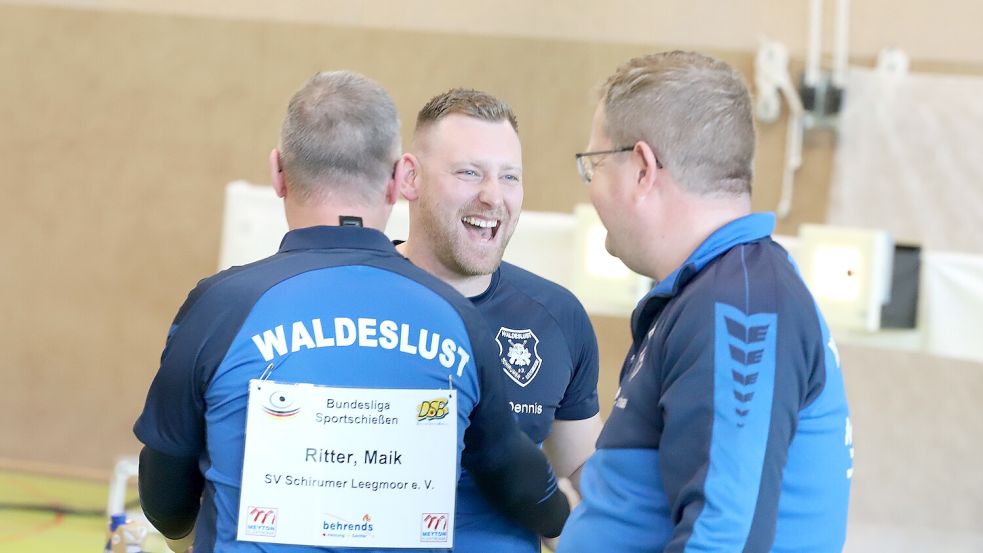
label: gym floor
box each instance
[0,470,559,552]
[0,469,126,552]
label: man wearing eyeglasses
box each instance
[395,88,602,553]
[558,51,853,553]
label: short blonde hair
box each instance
[415,88,518,134]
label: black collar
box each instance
[278,226,396,254]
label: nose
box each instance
[476,175,503,208]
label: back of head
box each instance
[414,88,518,140]
[279,71,400,205]
[601,50,755,197]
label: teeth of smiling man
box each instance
[461,216,499,229]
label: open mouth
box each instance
[461,215,500,241]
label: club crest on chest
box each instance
[495,327,543,387]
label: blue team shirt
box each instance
[558,213,853,553]
[134,226,523,553]
[454,262,600,553]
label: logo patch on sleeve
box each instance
[495,327,543,387]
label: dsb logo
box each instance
[417,398,449,421]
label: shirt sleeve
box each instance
[461,319,570,537]
[138,446,204,539]
[133,276,226,457]
[554,301,600,421]
[133,264,257,457]
[657,288,804,552]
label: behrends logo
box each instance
[417,398,450,422]
[262,389,300,418]
[420,513,449,542]
[244,506,278,537]
[496,328,543,387]
[321,513,374,539]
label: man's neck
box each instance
[650,195,752,282]
[397,240,494,298]
[284,200,389,232]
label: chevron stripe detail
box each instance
[724,318,770,344]
[748,325,769,343]
[729,345,765,365]
[731,370,759,386]
[725,317,747,341]
[716,303,777,431]
[733,391,755,403]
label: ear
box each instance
[395,153,422,201]
[269,148,287,199]
[632,141,660,201]
[382,161,399,206]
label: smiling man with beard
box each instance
[133,74,569,553]
[396,89,602,553]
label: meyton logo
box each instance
[495,327,542,387]
[417,398,450,422]
[420,513,449,543]
[262,388,300,418]
[245,506,278,537]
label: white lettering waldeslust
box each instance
[251,318,471,377]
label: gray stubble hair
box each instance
[279,71,401,204]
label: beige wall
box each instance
[841,346,983,533]
[1,0,981,541]
[9,0,983,64]
[0,4,806,472]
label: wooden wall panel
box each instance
[0,5,781,470]
[4,0,983,540]
[2,13,981,539]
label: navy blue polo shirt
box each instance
[559,213,853,553]
[454,262,599,553]
[134,226,524,553]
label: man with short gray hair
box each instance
[134,71,569,553]
[276,71,401,206]
[557,51,852,553]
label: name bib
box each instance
[237,380,457,548]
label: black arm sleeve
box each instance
[461,336,570,538]
[138,446,204,539]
